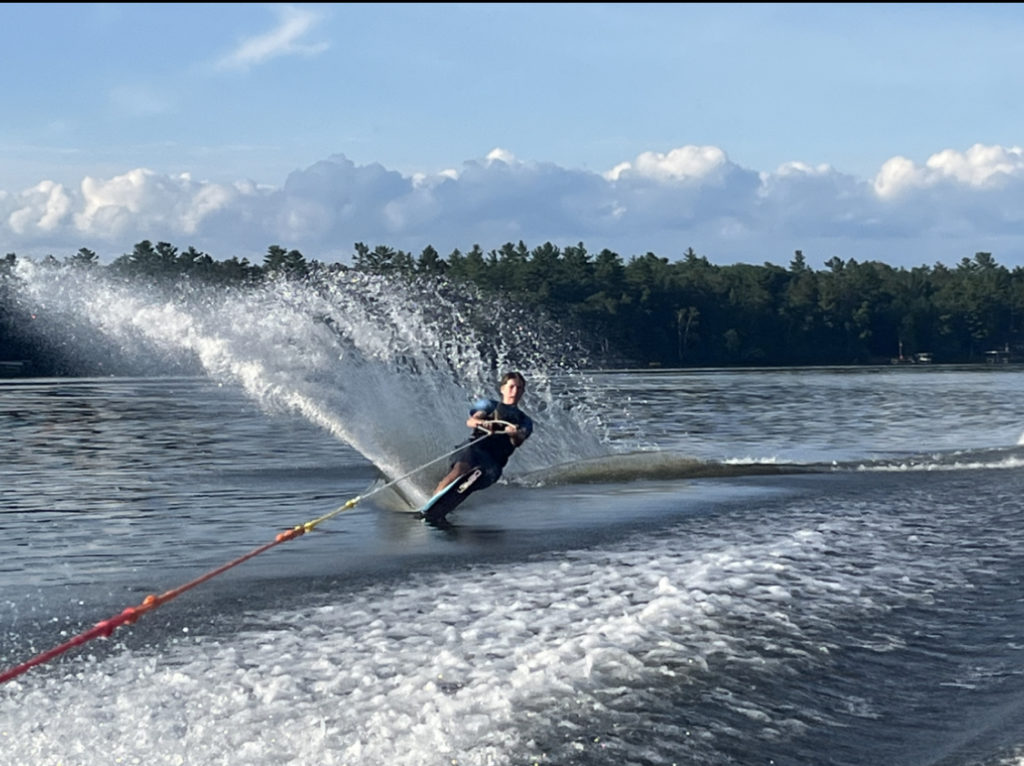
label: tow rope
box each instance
[0,432,496,685]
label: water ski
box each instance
[418,468,483,525]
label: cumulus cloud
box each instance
[605,145,730,183]
[874,143,1024,197]
[73,169,250,239]
[871,144,1024,239]
[216,5,329,72]
[7,181,72,235]
[2,143,1023,269]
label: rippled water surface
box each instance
[2,366,1024,766]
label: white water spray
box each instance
[10,260,612,504]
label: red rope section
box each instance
[0,525,307,685]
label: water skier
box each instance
[429,371,534,508]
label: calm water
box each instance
[2,366,1024,766]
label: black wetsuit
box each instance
[455,398,534,489]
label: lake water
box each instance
[2,263,1024,766]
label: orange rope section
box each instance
[0,498,358,685]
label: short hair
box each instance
[499,371,526,390]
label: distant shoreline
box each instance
[3,359,1021,381]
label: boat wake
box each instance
[850,444,1024,473]
[518,450,820,485]
[518,443,1024,486]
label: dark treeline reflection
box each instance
[2,240,1022,372]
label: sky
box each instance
[2,2,1024,270]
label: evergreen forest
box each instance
[2,239,1023,374]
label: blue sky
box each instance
[2,3,1024,269]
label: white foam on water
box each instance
[855,453,1024,473]
[0,505,961,766]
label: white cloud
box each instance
[875,143,1024,198]
[927,144,1024,186]
[2,144,1024,269]
[44,169,245,243]
[181,183,239,234]
[873,156,918,199]
[604,146,730,183]
[485,148,519,166]
[7,181,72,234]
[216,5,329,72]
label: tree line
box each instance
[2,239,1023,372]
